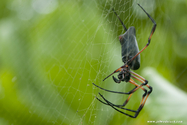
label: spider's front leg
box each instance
[112,76,121,83]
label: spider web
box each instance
[1,0,187,125]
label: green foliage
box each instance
[0,0,187,125]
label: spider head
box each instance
[118,72,123,80]
[117,70,131,82]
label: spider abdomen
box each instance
[119,26,140,70]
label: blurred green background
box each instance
[0,0,187,124]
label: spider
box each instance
[92,4,156,118]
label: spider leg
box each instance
[95,94,135,112]
[93,75,147,106]
[98,93,138,118]
[129,70,146,81]
[94,76,149,118]
[113,78,148,118]
[93,77,147,107]
[94,86,137,107]
[127,4,156,65]
[103,67,123,81]
[98,93,136,113]
[112,8,127,31]
[128,73,153,116]
[121,93,133,107]
[137,3,156,46]
[129,71,152,98]
[92,83,130,94]
[130,72,153,106]
[116,78,148,108]
[112,76,121,83]
[143,84,152,105]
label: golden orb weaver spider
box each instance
[92,3,156,118]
